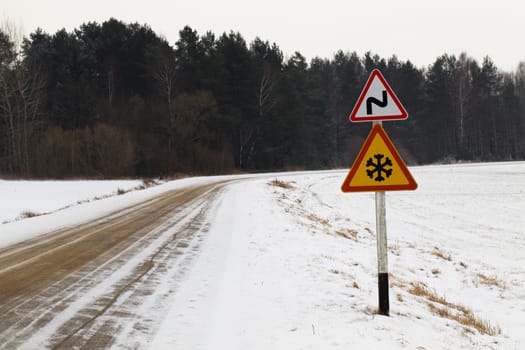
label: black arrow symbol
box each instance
[366,90,388,115]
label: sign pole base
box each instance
[378,272,389,316]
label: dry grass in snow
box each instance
[408,282,501,336]
[267,179,296,189]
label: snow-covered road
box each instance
[0,180,233,349]
[1,162,524,349]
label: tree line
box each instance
[1,18,524,178]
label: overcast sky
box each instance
[3,0,524,72]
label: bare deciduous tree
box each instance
[238,65,280,168]
[0,20,45,176]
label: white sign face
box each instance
[349,69,408,122]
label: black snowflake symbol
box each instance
[366,154,393,182]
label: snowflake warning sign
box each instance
[341,124,417,192]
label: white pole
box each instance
[374,121,389,316]
[375,190,389,315]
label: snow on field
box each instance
[2,162,525,349]
[0,179,146,224]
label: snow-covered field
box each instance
[0,179,145,222]
[1,162,525,349]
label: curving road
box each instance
[0,180,231,349]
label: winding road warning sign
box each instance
[341,124,417,192]
[349,69,408,122]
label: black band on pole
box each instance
[378,272,390,316]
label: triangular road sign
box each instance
[341,124,417,192]
[349,69,408,122]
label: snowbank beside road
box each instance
[0,179,144,223]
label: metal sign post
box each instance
[375,189,389,315]
[373,120,389,316]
